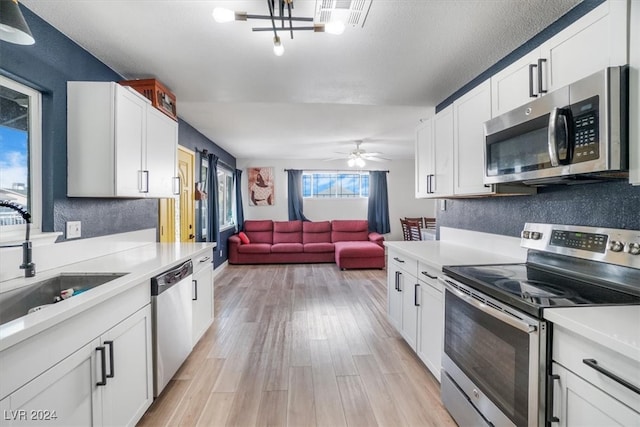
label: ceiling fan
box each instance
[325,140,390,167]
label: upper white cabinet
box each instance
[492,1,628,117]
[67,81,178,198]
[415,119,433,198]
[453,79,493,196]
[630,0,640,185]
[414,106,454,199]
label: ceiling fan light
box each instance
[355,157,366,168]
[273,36,284,56]
[212,7,236,23]
[348,158,355,167]
[325,21,345,35]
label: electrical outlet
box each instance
[66,221,82,239]
[440,200,447,211]
[219,249,223,257]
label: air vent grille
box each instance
[315,0,372,28]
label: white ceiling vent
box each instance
[315,0,373,28]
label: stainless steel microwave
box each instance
[484,66,628,185]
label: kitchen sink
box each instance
[0,273,127,326]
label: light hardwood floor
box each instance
[137,264,456,427]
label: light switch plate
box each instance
[66,221,81,239]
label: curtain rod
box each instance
[283,168,389,173]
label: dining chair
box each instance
[404,217,425,228]
[424,217,437,229]
[405,219,422,241]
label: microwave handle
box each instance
[548,107,573,167]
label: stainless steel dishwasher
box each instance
[151,259,193,397]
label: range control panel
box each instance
[549,230,608,253]
[521,223,640,268]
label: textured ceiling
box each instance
[21,0,582,161]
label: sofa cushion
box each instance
[273,220,303,244]
[303,221,332,244]
[244,220,274,244]
[238,231,250,244]
[271,243,304,253]
[237,243,272,254]
[331,220,369,242]
[303,242,335,253]
[334,241,384,258]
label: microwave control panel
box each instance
[571,96,600,163]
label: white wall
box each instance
[235,158,436,241]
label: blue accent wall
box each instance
[1,6,238,261]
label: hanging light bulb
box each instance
[348,158,355,167]
[355,157,366,168]
[212,8,236,23]
[273,36,284,56]
[324,21,345,35]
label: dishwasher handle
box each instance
[151,260,194,296]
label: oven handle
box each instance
[441,279,537,334]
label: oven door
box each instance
[440,278,545,427]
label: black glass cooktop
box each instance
[443,263,640,318]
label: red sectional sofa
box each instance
[228,219,385,269]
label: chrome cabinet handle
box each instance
[192,279,198,301]
[583,359,640,395]
[393,257,405,263]
[199,256,211,263]
[172,176,180,195]
[414,284,420,306]
[547,373,560,423]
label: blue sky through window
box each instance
[0,125,29,195]
[302,172,369,198]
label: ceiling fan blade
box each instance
[323,157,347,161]
[364,156,390,162]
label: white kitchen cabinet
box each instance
[67,81,178,198]
[630,0,640,185]
[551,362,640,427]
[192,253,214,346]
[415,118,433,198]
[491,0,627,117]
[453,79,493,196]
[387,253,407,333]
[416,263,443,382]
[0,280,152,427]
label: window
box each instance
[302,172,369,198]
[0,76,42,238]
[217,166,235,230]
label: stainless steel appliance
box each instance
[441,223,640,427]
[484,67,628,185]
[151,259,193,397]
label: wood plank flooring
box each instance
[137,264,456,427]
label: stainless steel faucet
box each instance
[0,200,36,277]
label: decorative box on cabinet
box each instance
[67,81,178,198]
[491,0,628,117]
[120,78,177,121]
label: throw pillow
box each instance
[238,231,250,244]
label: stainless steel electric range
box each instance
[440,223,640,427]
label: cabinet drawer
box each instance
[192,252,213,274]
[388,251,418,276]
[553,325,640,411]
[417,262,443,291]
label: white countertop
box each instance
[384,240,524,271]
[544,305,640,362]
[0,242,215,351]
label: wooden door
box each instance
[158,198,175,243]
[178,147,195,242]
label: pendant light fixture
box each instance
[213,0,342,56]
[0,0,35,45]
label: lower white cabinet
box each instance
[416,263,443,382]
[387,249,444,381]
[551,362,640,427]
[0,282,153,427]
[192,253,214,346]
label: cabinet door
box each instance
[551,362,640,427]
[491,50,542,117]
[417,279,443,382]
[100,304,153,427]
[453,79,493,196]
[629,0,640,186]
[387,263,403,332]
[114,85,146,197]
[415,119,434,198]
[4,339,101,426]
[433,105,454,197]
[401,278,419,351]
[146,107,178,198]
[192,258,214,346]
[542,1,628,93]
